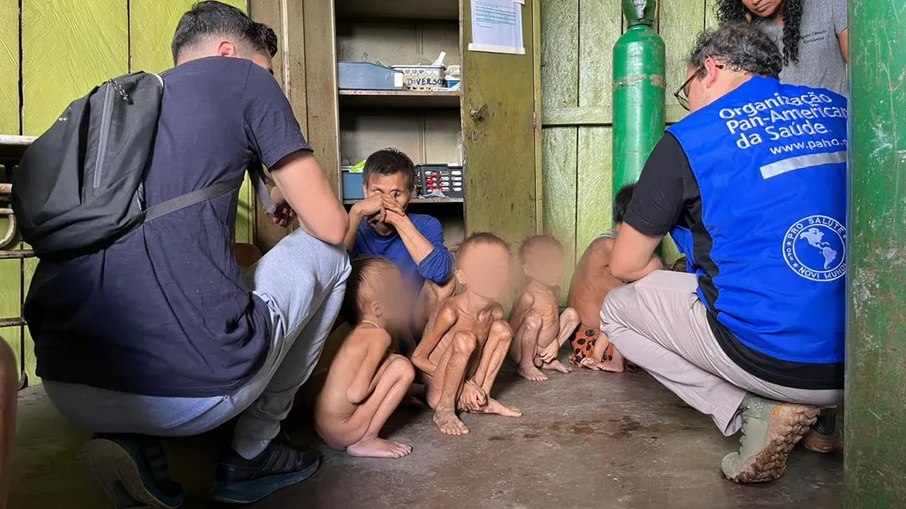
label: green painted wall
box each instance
[3,0,721,381]
[1,0,251,386]
[0,0,22,380]
[541,0,718,297]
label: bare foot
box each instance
[433,409,470,435]
[541,359,572,373]
[347,438,413,459]
[476,397,523,417]
[578,357,601,371]
[518,363,548,381]
[595,358,625,373]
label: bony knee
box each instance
[491,320,513,341]
[390,355,416,383]
[524,312,542,331]
[562,307,579,323]
[452,332,478,354]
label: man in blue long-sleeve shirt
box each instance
[344,149,455,339]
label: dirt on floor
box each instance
[10,364,843,509]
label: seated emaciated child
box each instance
[567,184,663,372]
[508,235,580,381]
[315,256,416,458]
[412,233,522,436]
[344,148,455,351]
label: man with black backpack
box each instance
[18,2,349,506]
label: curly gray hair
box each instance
[689,22,782,79]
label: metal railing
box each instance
[0,135,37,390]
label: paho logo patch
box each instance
[783,215,846,282]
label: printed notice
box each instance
[468,0,525,55]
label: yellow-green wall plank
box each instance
[541,0,581,297]
[576,126,614,254]
[21,0,129,382]
[0,0,18,135]
[660,0,706,115]
[131,0,247,73]
[22,0,129,135]
[704,0,720,29]
[576,0,620,269]
[542,128,578,292]
[578,0,622,109]
[541,0,579,110]
[0,259,21,380]
[0,0,20,370]
[130,0,253,243]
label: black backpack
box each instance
[12,72,273,260]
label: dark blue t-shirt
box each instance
[24,57,311,397]
[351,214,453,291]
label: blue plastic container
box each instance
[342,171,365,200]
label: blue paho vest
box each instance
[667,76,847,364]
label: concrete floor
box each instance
[10,366,842,509]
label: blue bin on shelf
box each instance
[342,171,365,200]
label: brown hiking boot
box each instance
[721,395,819,483]
[802,408,843,453]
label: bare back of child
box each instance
[315,257,415,458]
[412,233,522,436]
[509,236,580,381]
[567,232,628,372]
[566,184,663,373]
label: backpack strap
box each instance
[249,165,277,215]
[144,177,244,222]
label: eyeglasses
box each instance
[674,63,725,111]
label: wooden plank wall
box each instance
[0,0,21,379]
[247,0,340,253]
[1,0,249,386]
[541,0,720,298]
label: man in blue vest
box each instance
[603,22,846,483]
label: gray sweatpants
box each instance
[44,228,351,459]
[600,270,842,436]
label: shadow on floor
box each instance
[10,365,842,509]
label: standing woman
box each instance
[717,0,848,95]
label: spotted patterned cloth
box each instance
[569,327,615,367]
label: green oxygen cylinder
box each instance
[612,0,666,193]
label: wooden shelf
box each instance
[335,0,459,21]
[343,197,464,205]
[0,135,36,163]
[338,89,460,109]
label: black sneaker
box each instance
[803,407,843,453]
[80,434,184,509]
[210,441,321,504]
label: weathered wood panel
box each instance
[541,0,710,288]
[0,0,17,136]
[22,0,128,135]
[0,0,21,371]
[576,126,614,252]
[462,0,538,245]
[248,0,292,251]
[660,0,706,122]
[705,0,720,29]
[303,0,340,193]
[576,0,621,259]
[541,0,580,293]
[21,0,129,383]
[0,258,21,379]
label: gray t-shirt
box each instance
[756,0,848,96]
